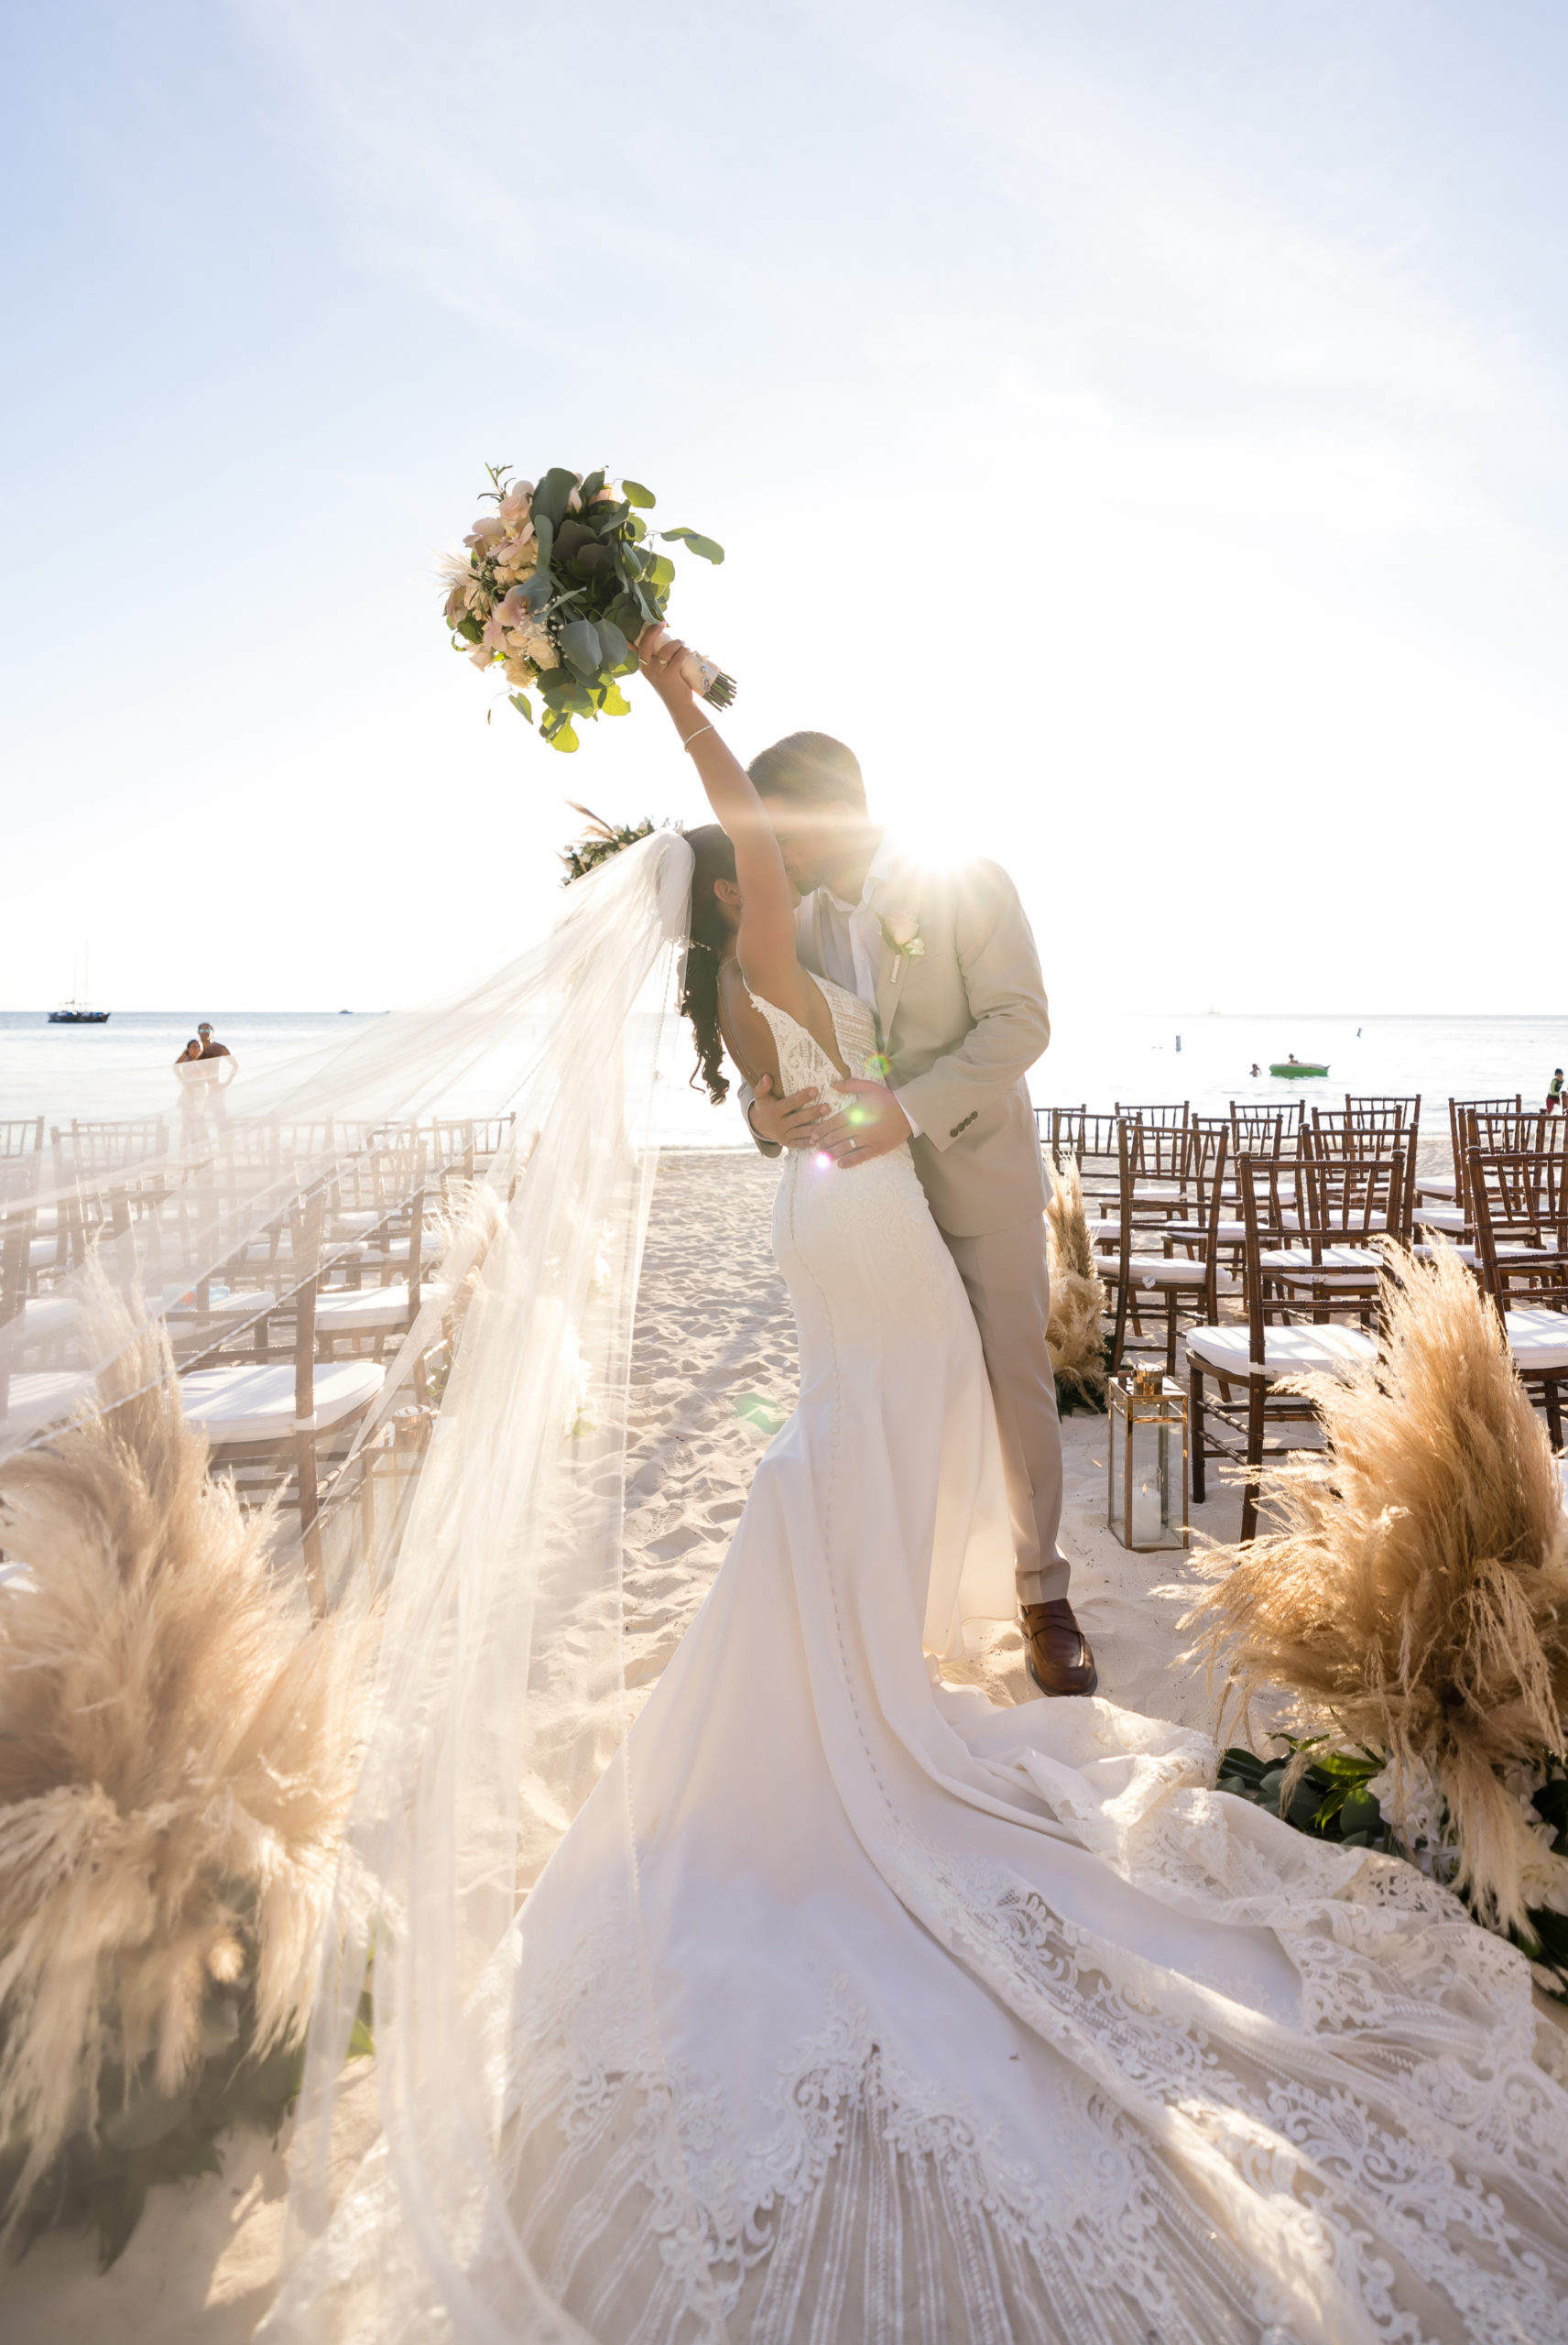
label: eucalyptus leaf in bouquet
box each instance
[441,464,735,753]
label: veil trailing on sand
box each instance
[0,832,699,2321]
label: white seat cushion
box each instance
[1417,1175,1457,1200]
[314,1281,432,1334]
[163,1287,277,1320]
[372,1235,430,1264]
[1258,1246,1381,1290]
[1165,1219,1247,1246]
[16,1294,82,1341]
[1411,1242,1541,1270]
[1,1369,93,1435]
[180,1358,385,1445]
[1187,1323,1377,1380]
[27,1237,59,1269]
[1108,1258,1236,1292]
[1415,1205,1467,1234]
[1504,1307,1568,1376]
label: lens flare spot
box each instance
[813,1151,833,1171]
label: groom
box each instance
[737,731,1096,1699]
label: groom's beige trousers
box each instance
[940,1214,1068,1609]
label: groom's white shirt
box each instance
[813,834,922,1138]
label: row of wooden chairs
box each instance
[0,1113,517,1599]
[1188,1141,1568,1538]
[1040,1096,1568,1539]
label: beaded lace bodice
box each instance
[747,973,879,1105]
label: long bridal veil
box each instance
[271,829,702,2338]
[2,831,699,2336]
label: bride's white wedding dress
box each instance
[278,976,1568,2345]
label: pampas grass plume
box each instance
[1045,1152,1108,1407]
[0,1292,372,2237]
[1186,1238,1568,1934]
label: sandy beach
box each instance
[5,1149,1254,2340]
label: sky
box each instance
[2,0,1565,1026]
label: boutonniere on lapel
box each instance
[880,911,925,966]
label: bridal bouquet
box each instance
[442,465,735,754]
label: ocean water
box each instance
[3,1009,1565,1156]
[1031,1011,1568,1129]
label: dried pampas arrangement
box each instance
[1045,1152,1108,1412]
[0,1299,372,2260]
[1187,1238,1568,1973]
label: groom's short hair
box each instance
[747,731,866,810]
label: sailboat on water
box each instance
[48,945,110,1024]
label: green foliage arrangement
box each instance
[443,465,734,753]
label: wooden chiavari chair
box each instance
[1188,1147,1399,1541]
[0,1118,44,1160]
[1467,1146,1568,1446]
[1103,1119,1236,1373]
[1035,1106,1086,1158]
[1418,1096,1523,1227]
[177,1183,387,1604]
[1115,1101,1190,1135]
[1228,1101,1303,1153]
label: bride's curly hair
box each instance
[561,808,736,1108]
[681,823,738,1107]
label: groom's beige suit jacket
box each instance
[749,846,1051,1240]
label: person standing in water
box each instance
[175,1020,232,1068]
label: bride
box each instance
[268,636,1568,2344]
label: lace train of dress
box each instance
[272,978,1568,2345]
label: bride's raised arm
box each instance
[637,627,812,1028]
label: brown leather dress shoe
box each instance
[1019,1600,1098,1697]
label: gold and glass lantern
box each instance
[1106,1368,1190,1552]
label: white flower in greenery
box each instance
[566,483,583,514]
[468,645,495,670]
[1519,1816,1568,1917]
[498,480,534,530]
[482,612,509,654]
[592,484,619,505]
[1366,1759,1446,1854]
[464,514,506,552]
